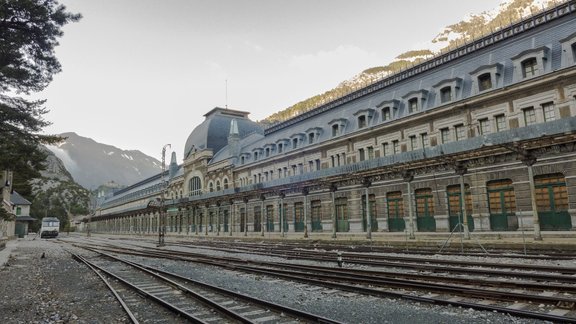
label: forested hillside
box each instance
[262,0,558,125]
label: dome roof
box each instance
[184,107,263,159]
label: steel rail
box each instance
[71,253,140,324]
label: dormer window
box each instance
[522,57,538,78]
[353,108,375,129]
[239,152,250,164]
[560,32,576,68]
[358,115,366,128]
[408,98,418,113]
[478,73,492,91]
[328,118,348,137]
[433,78,462,105]
[252,148,263,161]
[289,133,305,149]
[402,90,428,114]
[470,63,503,94]
[440,87,452,103]
[382,107,391,121]
[263,144,275,157]
[306,127,322,145]
[511,46,549,81]
[276,139,289,154]
[377,99,400,122]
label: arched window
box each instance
[209,181,214,192]
[216,180,221,191]
[188,176,202,196]
[223,178,229,189]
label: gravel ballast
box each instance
[0,234,549,323]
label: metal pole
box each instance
[403,171,415,240]
[365,187,372,240]
[204,205,209,235]
[331,185,337,239]
[260,196,265,237]
[526,162,542,241]
[158,144,170,247]
[303,188,309,239]
[244,198,248,236]
[280,193,285,238]
[457,165,471,240]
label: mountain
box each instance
[46,132,162,189]
[28,146,91,230]
[262,0,558,125]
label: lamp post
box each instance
[158,144,171,247]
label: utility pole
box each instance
[158,144,171,247]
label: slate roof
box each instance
[10,191,31,206]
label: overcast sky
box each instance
[40,0,503,160]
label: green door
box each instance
[294,203,304,232]
[487,180,517,231]
[311,200,323,231]
[254,207,262,232]
[15,223,26,238]
[415,189,436,232]
[535,175,572,230]
[335,198,349,232]
[447,185,474,232]
[223,210,229,232]
[387,192,405,232]
[266,205,274,232]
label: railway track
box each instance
[69,239,576,323]
[72,248,341,323]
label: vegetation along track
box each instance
[70,239,576,323]
[71,247,342,324]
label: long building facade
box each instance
[93,2,576,240]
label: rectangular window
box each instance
[331,156,335,167]
[265,148,270,157]
[409,135,417,151]
[308,160,314,172]
[522,58,538,78]
[358,115,367,128]
[308,133,315,144]
[478,73,492,91]
[440,128,450,143]
[454,124,465,141]
[332,124,339,137]
[315,159,321,170]
[367,146,374,159]
[382,107,391,121]
[440,87,452,103]
[292,138,298,149]
[479,118,490,135]
[523,107,536,126]
[278,143,283,153]
[254,152,258,161]
[382,142,389,156]
[495,114,506,131]
[408,98,418,113]
[420,133,429,148]
[392,140,400,154]
[359,148,365,161]
[542,102,555,122]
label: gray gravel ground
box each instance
[0,237,128,324]
[0,235,549,323]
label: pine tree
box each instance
[0,0,80,218]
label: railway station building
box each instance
[93,3,576,241]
